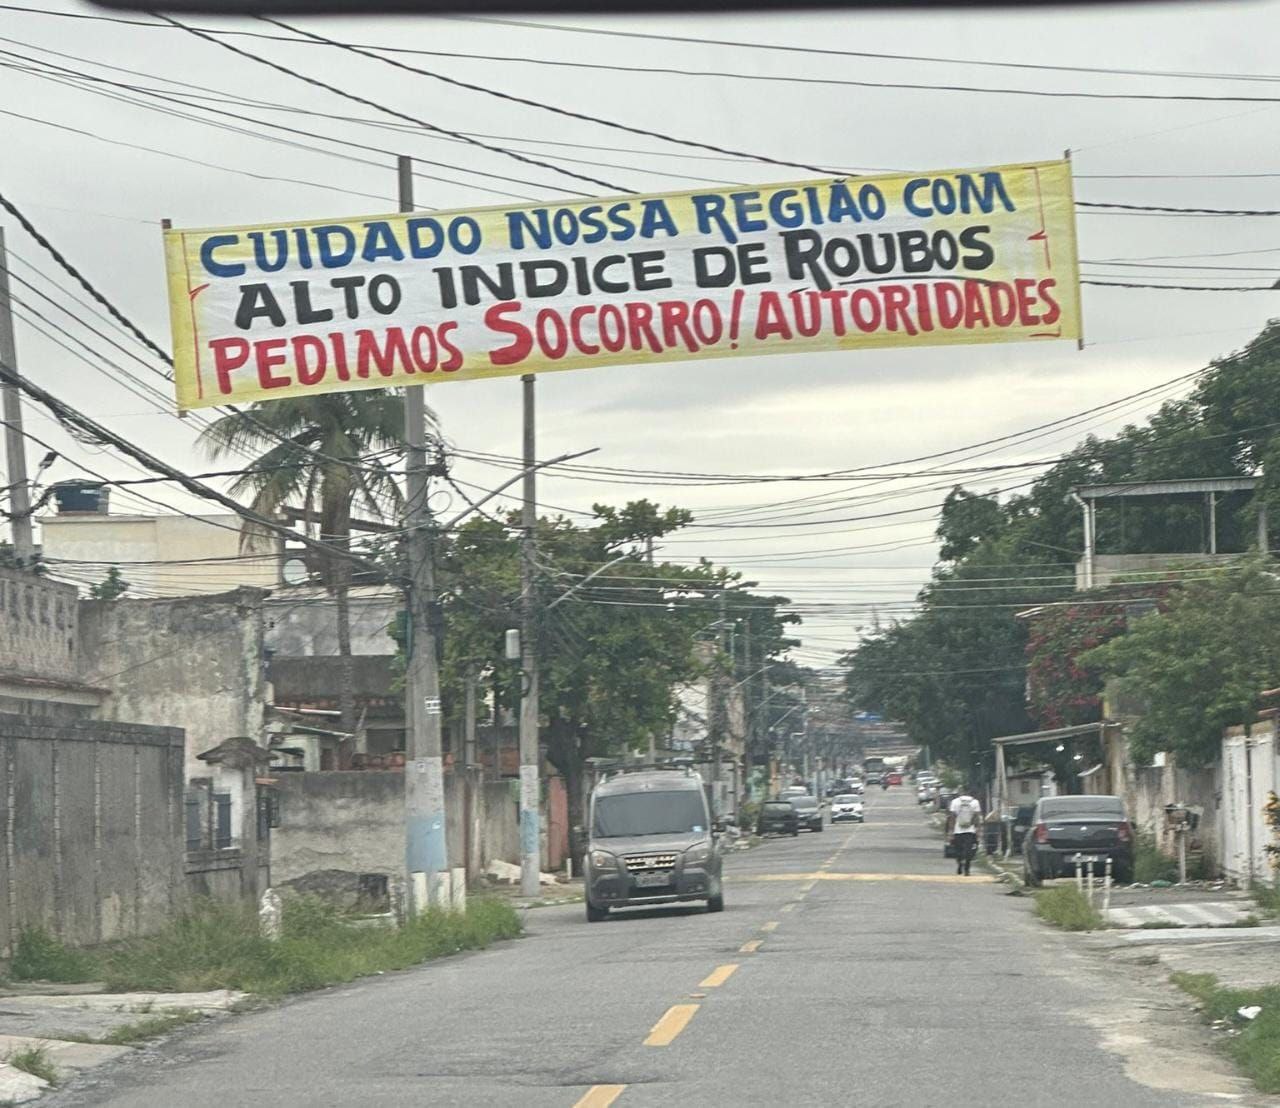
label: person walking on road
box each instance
[948,787,983,876]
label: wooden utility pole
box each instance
[0,228,34,563]
[399,156,449,910]
[519,373,541,897]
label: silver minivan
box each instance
[583,768,724,922]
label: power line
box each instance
[258,16,837,179]
[161,15,625,195]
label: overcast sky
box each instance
[3,0,1278,668]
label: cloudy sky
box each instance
[3,0,1278,668]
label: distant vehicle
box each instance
[757,799,800,837]
[847,779,864,794]
[1010,804,1037,852]
[917,784,932,804]
[583,767,724,922]
[886,772,903,786]
[788,794,824,833]
[830,794,865,823]
[1022,795,1133,887]
[865,772,883,786]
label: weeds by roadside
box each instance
[103,896,521,995]
[1251,882,1280,918]
[4,897,521,998]
[5,1045,58,1086]
[1172,971,1280,1093]
[1033,886,1105,931]
[98,1010,205,1045]
[10,928,98,984]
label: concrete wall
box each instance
[270,772,521,886]
[41,514,279,597]
[1076,552,1241,590]
[264,588,400,657]
[77,589,267,777]
[0,567,78,681]
[0,712,185,958]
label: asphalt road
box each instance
[50,788,1224,1107]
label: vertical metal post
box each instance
[1260,501,1269,555]
[1208,492,1218,555]
[1177,827,1187,885]
[519,373,541,898]
[0,229,34,563]
[399,156,448,911]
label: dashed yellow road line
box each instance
[644,1004,699,1047]
[761,920,779,932]
[780,902,796,913]
[573,1085,626,1108]
[699,963,739,988]
[739,939,762,953]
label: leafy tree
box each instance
[1082,560,1280,768]
[89,565,128,600]
[937,487,1007,562]
[201,394,405,745]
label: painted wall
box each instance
[0,566,78,680]
[0,712,185,957]
[77,588,267,778]
[269,772,522,886]
[41,514,279,596]
[264,588,400,657]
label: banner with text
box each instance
[165,159,1081,410]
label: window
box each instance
[214,793,233,849]
[185,794,205,850]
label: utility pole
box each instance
[0,229,34,563]
[519,373,541,898]
[709,587,727,816]
[399,156,448,911]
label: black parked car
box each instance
[757,799,800,837]
[1010,804,1037,852]
[1023,794,1134,886]
[789,794,824,833]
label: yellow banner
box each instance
[164,159,1081,410]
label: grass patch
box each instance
[1033,885,1105,931]
[1133,831,1178,885]
[1252,882,1280,918]
[1139,919,1182,929]
[1227,915,1262,928]
[9,928,99,984]
[98,1009,205,1045]
[1172,971,1280,1093]
[5,1045,58,1086]
[100,896,521,996]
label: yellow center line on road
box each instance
[644,1004,699,1047]
[761,920,779,932]
[731,872,995,884]
[780,903,796,913]
[740,939,762,953]
[699,963,739,988]
[573,1085,626,1108]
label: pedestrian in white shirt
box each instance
[948,788,983,876]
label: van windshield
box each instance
[593,790,707,838]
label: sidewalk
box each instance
[0,983,244,1102]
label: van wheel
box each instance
[707,894,724,913]
[586,901,608,922]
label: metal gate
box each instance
[1220,729,1278,885]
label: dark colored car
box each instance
[789,794,824,833]
[757,800,800,837]
[1023,795,1133,886]
[1010,804,1037,852]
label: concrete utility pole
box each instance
[0,229,34,563]
[519,373,541,898]
[399,157,449,910]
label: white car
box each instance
[830,795,865,823]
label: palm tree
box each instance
[200,393,409,756]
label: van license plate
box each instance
[633,872,670,888]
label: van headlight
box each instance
[590,850,617,870]
[683,843,712,865]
